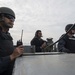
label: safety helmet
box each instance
[0,7,15,18]
[65,24,75,32]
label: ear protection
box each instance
[0,14,4,22]
[0,18,4,22]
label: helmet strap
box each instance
[2,21,12,28]
[68,31,74,35]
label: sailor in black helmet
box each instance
[0,7,24,75]
[58,24,75,53]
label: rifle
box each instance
[44,24,75,50]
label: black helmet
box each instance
[65,24,75,32]
[0,7,15,18]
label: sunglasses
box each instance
[4,14,15,22]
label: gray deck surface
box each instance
[13,52,75,75]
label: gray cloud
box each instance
[0,0,75,45]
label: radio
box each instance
[17,30,23,47]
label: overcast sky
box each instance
[0,0,75,45]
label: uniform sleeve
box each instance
[42,39,47,44]
[30,38,35,45]
[58,36,69,52]
[0,56,11,73]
